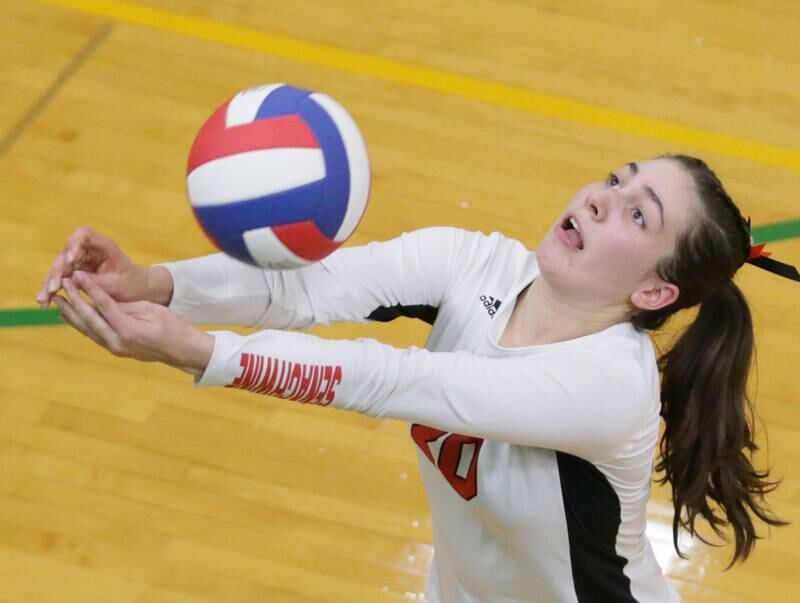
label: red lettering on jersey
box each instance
[291,364,310,400]
[300,365,321,402]
[229,353,250,389]
[285,363,303,398]
[272,360,290,397]
[247,354,264,391]
[316,366,331,404]
[228,354,342,406]
[255,357,275,394]
[323,366,342,405]
[410,424,484,501]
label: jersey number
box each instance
[411,424,484,501]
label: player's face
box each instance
[536,158,699,311]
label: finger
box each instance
[72,272,139,356]
[36,280,51,307]
[38,227,106,307]
[73,271,129,334]
[63,226,96,260]
[65,227,116,268]
[42,251,67,292]
[37,247,80,307]
[36,283,49,307]
[52,295,104,347]
[62,277,122,349]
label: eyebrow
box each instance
[625,162,664,230]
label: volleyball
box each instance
[186,83,370,269]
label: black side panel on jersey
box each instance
[367,304,439,325]
[556,452,638,603]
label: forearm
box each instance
[194,328,646,459]
[157,253,272,327]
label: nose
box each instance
[585,187,618,221]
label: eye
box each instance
[632,208,646,228]
[606,172,620,186]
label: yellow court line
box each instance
[35,0,800,173]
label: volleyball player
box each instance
[37,155,798,602]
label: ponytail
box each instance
[655,280,786,564]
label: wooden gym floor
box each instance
[1,1,799,601]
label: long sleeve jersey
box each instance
[161,227,680,603]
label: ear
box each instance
[630,279,680,312]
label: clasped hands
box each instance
[36,227,214,376]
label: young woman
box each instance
[38,155,795,602]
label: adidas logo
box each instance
[479,294,502,318]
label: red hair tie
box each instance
[747,242,771,260]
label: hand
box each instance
[36,226,173,308]
[54,271,214,376]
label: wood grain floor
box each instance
[1,1,799,601]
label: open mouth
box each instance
[560,216,584,250]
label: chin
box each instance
[535,229,572,272]
[533,240,570,285]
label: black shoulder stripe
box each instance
[366,304,439,325]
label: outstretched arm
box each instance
[55,270,650,462]
[198,328,651,461]
[40,226,469,332]
[160,226,473,329]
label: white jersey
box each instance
[162,227,680,603]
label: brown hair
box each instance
[631,154,786,564]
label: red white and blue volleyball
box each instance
[186,83,370,269]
